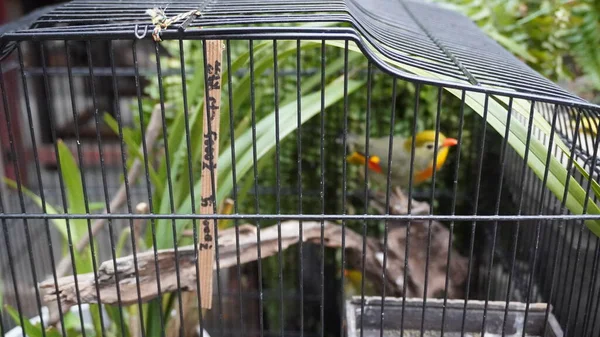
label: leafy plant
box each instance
[4,141,96,269]
[112,37,368,337]
[4,304,63,337]
[429,0,572,80]
[568,0,600,89]
[431,0,600,99]
[3,140,110,335]
[0,33,367,336]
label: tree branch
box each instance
[41,215,467,314]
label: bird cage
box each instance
[0,1,598,337]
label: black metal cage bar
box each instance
[1,1,599,337]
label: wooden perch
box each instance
[41,193,467,314]
[369,186,431,215]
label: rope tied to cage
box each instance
[145,7,201,41]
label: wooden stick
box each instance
[182,198,233,237]
[134,202,149,253]
[197,40,224,309]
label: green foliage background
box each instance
[430,0,600,103]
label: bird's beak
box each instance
[442,138,458,147]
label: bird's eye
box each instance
[426,144,434,150]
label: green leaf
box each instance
[57,140,85,214]
[163,75,364,248]
[218,40,274,148]
[287,50,363,104]
[230,41,296,117]
[89,202,108,212]
[4,304,44,337]
[218,76,364,202]
[3,176,98,270]
[216,42,354,193]
[56,140,96,273]
[46,327,63,337]
[464,91,600,236]
[116,228,131,258]
[569,3,600,90]
[106,304,130,337]
[145,299,162,337]
[516,6,552,25]
[89,304,103,337]
[2,177,69,243]
[62,310,82,332]
[103,113,164,192]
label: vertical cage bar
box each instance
[419,87,443,337]
[296,38,305,337]
[481,97,513,335]
[400,83,420,337]
[273,39,285,337]
[338,39,349,337]
[44,40,90,337]
[529,104,560,337]
[224,38,244,337]
[378,76,397,337]
[132,39,167,337]
[460,94,489,337]
[0,60,32,336]
[107,39,132,337]
[179,36,200,337]
[501,101,536,337]
[62,40,105,337]
[108,39,146,337]
[319,39,326,337]
[248,38,265,337]
[154,41,186,337]
[440,90,466,337]
[15,40,68,337]
[359,61,372,337]
[563,109,597,336]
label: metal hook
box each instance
[134,24,149,39]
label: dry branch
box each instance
[42,214,467,314]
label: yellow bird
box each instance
[343,268,376,298]
[345,130,458,189]
[571,115,598,137]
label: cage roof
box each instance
[0,0,597,109]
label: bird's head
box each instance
[343,268,363,289]
[404,130,458,184]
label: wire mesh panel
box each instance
[0,1,599,337]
